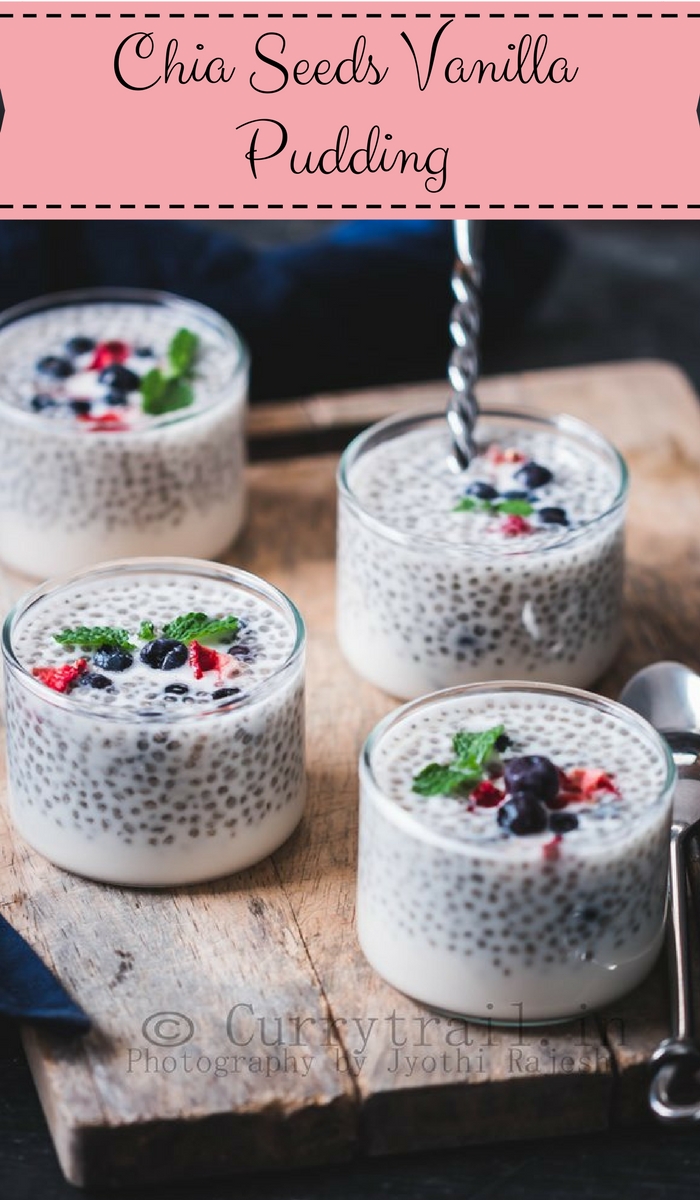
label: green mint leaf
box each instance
[139,368,167,413]
[452,725,505,771]
[53,626,135,652]
[164,378,194,412]
[412,763,481,797]
[168,328,199,377]
[413,725,508,798]
[452,497,495,514]
[495,500,533,517]
[140,328,198,417]
[138,620,157,641]
[141,376,194,417]
[161,612,240,644]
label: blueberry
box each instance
[140,638,188,671]
[65,336,95,356]
[549,811,579,833]
[226,643,257,662]
[134,345,154,357]
[497,794,548,836]
[212,687,241,702]
[36,355,72,380]
[494,733,511,753]
[465,480,498,501]
[514,461,553,490]
[539,507,569,526]
[503,755,559,804]
[105,391,129,407]
[85,673,112,690]
[98,364,140,392]
[69,399,91,416]
[93,646,134,673]
[164,683,189,695]
[30,393,56,412]
[501,489,531,501]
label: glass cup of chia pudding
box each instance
[2,558,305,886]
[337,408,627,699]
[0,288,249,580]
[357,682,675,1024]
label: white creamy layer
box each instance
[14,572,296,713]
[0,301,236,430]
[371,691,668,850]
[347,423,620,547]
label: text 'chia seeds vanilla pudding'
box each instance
[2,559,305,886]
[337,409,627,699]
[0,289,249,579]
[357,683,675,1024]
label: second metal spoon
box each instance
[620,662,700,1123]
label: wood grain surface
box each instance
[1,360,698,1188]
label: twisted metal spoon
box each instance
[447,220,484,471]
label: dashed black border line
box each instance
[5,7,696,212]
[2,203,696,211]
[2,9,699,17]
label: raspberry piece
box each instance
[471,780,503,808]
[565,768,619,801]
[188,641,241,681]
[501,514,532,537]
[542,834,562,862]
[77,412,129,433]
[188,641,218,680]
[89,340,130,371]
[32,658,88,693]
[486,444,527,466]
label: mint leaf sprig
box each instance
[53,626,135,652]
[140,327,199,417]
[453,497,533,517]
[53,613,241,654]
[412,725,506,797]
[162,612,240,644]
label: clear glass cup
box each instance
[2,558,306,886]
[357,682,675,1024]
[337,408,628,699]
[0,288,249,579]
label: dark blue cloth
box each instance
[0,913,90,1031]
[0,220,562,401]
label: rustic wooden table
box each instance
[2,361,700,1196]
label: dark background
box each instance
[237,218,700,391]
[4,220,700,402]
[3,219,700,1198]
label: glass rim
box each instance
[337,406,629,557]
[360,681,676,859]
[2,556,305,724]
[0,286,249,436]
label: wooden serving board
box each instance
[2,360,700,1188]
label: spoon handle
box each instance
[446,220,483,469]
[668,823,692,1042]
[649,822,700,1122]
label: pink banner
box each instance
[0,3,698,216]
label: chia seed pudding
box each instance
[357,683,675,1023]
[0,289,248,579]
[2,559,305,886]
[337,409,627,699]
